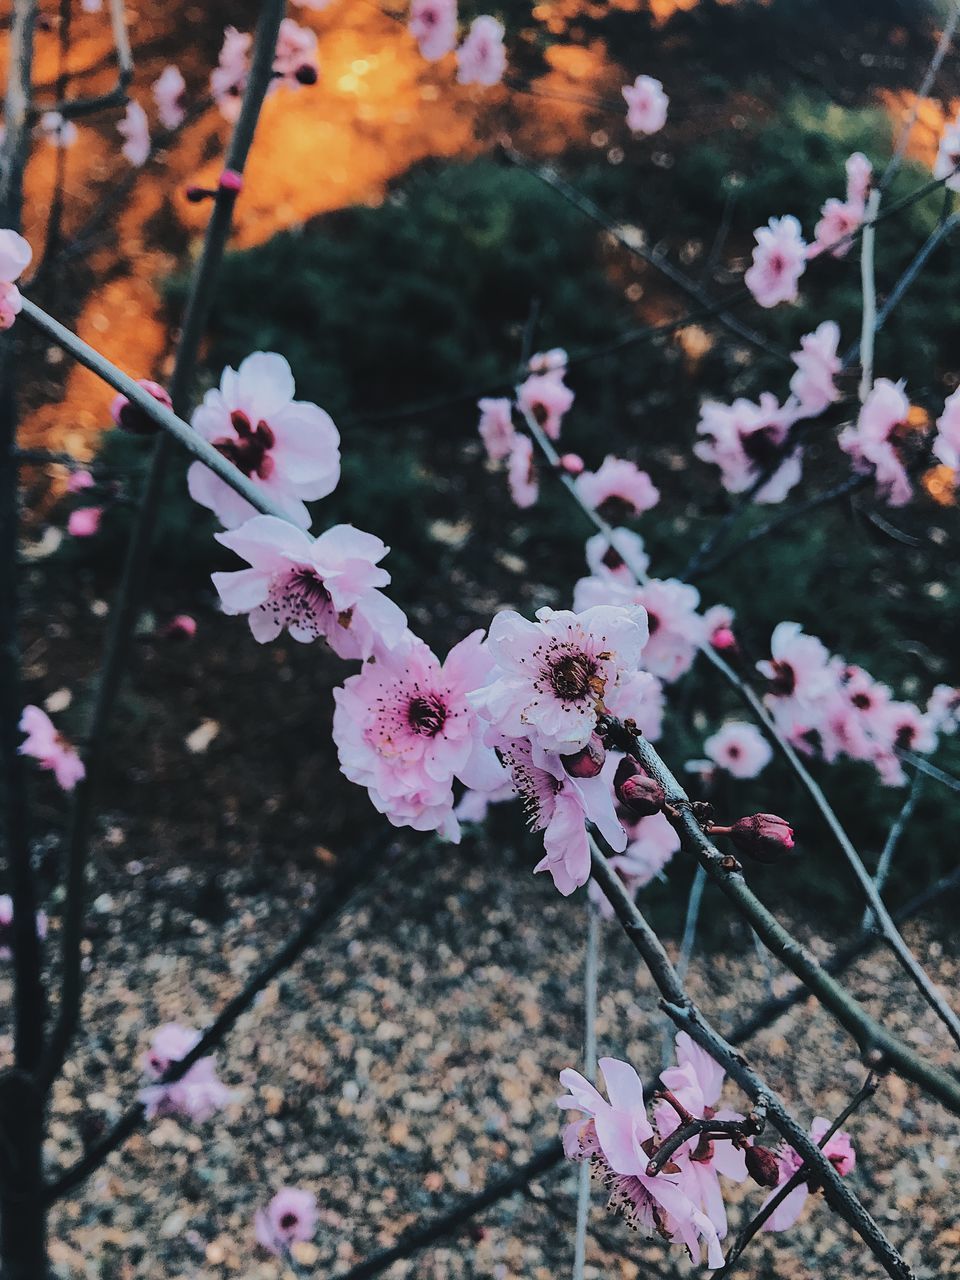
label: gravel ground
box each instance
[14,828,956,1280]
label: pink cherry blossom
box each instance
[933,386,960,470]
[164,614,197,640]
[472,605,648,753]
[516,369,574,441]
[66,469,95,494]
[927,684,960,736]
[809,198,863,259]
[188,351,340,530]
[528,347,567,374]
[333,631,498,842]
[744,215,807,308]
[694,393,802,504]
[255,1187,318,1256]
[604,669,665,741]
[19,705,85,791]
[703,722,772,779]
[477,396,515,462]
[703,603,736,652]
[622,74,668,135]
[588,811,679,916]
[455,16,506,87]
[67,506,103,538]
[575,456,660,521]
[0,894,48,961]
[211,26,252,120]
[273,18,320,86]
[409,0,458,62]
[758,622,834,709]
[495,736,626,895]
[0,228,31,331]
[574,576,702,683]
[38,111,78,148]
[152,65,187,131]
[934,112,960,193]
[117,100,150,167]
[838,378,913,507]
[558,1058,724,1267]
[584,527,649,583]
[506,434,538,508]
[845,152,873,208]
[789,321,841,417]
[212,515,406,659]
[763,1117,855,1231]
[139,1023,233,1123]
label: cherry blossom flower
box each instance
[67,506,103,538]
[212,515,406,659]
[927,684,960,736]
[622,74,668,135]
[516,370,574,440]
[188,352,340,530]
[273,18,320,87]
[152,65,187,131]
[758,622,834,710]
[589,811,679,916]
[495,736,626,894]
[933,386,960,470]
[789,321,841,417]
[66,470,95,494]
[0,894,48,961]
[409,0,458,62]
[558,1058,724,1267]
[703,722,772,779]
[744,216,807,308]
[472,605,648,753]
[81,0,102,9]
[703,603,736,652]
[528,347,567,374]
[575,456,660,521]
[604,669,665,741]
[19,705,85,791]
[574,576,702,683]
[584,527,649,583]
[838,378,913,507]
[255,1187,318,1256]
[506,434,538,508]
[139,1023,233,1123]
[211,26,252,119]
[0,227,31,331]
[762,1117,855,1231]
[845,152,873,208]
[809,155,872,262]
[934,111,960,193]
[333,632,499,842]
[455,16,506,86]
[38,111,78,148]
[694,393,802,505]
[117,100,150,167]
[164,614,197,640]
[477,396,515,462]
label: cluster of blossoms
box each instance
[212,18,320,120]
[18,705,85,791]
[758,621,956,786]
[138,1023,234,1122]
[407,0,506,86]
[558,1034,857,1266]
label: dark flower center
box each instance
[550,653,597,701]
[768,660,795,696]
[213,409,276,480]
[531,401,549,426]
[851,692,872,710]
[279,1212,299,1231]
[740,424,783,468]
[895,723,916,749]
[597,496,634,525]
[407,694,447,736]
[647,611,660,635]
[601,546,624,571]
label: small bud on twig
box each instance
[727,813,795,864]
[745,1144,780,1188]
[561,733,605,779]
[110,380,172,436]
[614,756,665,817]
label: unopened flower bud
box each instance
[614,756,665,817]
[729,813,795,864]
[559,452,584,476]
[218,168,243,193]
[164,614,197,640]
[562,734,605,779]
[295,63,319,85]
[110,380,172,436]
[710,625,737,652]
[745,1144,780,1188]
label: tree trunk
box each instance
[0,1071,47,1280]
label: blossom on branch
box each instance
[622,75,668,135]
[744,215,807,308]
[702,721,772,779]
[477,396,515,462]
[838,377,914,507]
[694,393,802,505]
[762,1116,856,1231]
[573,576,702,683]
[409,0,458,62]
[455,16,506,86]
[152,65,187,131]
[517,368,574,440]
[0,227,31,331]
[575,456,660,521]
[139,1023,234,1122]
[117,101,150,167]
[0,894,48,961]
[789,321,841,417]
[255,1187,318,1256]
[18,705,85,791]
[507,434,538,507]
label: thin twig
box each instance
[858,188,882,404]
[31,0,134,120]
[572,906,598,1280]
[895,749,960,793]
[861,773,924,932]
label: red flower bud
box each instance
[218,168,244,193]
[110,380,172,436]
[729,813,795,864]
[745,1144,780,1188]
[710,625,737,652]
[614,756,665,817]
[562,733,605,779]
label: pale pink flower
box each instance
[622,74,668,135]
[604,669,665,741]
[273,18,319,86]
[67,506,103,538]
[744,215,807,308]
[703,722,772,779]
[117,100,150,166]
[211,26,252,120]
[809,199,861,259]
[81,0,102,9]
[152,65,186,131]
[139,1023,233,1123]
[558,1058,724,1267]
[19,705,85,791]
[477,396,515,462]
[574,576,702,683]
[0,894,48,961]
[292,0,333,8]
[517,370,574,441]
[0,228,31,332]
[845,152,872,208]
[506,434,538,508]
[838,378,913,506]
[66,469,95,494]
[589,811,679,915]
[694,393,802,504]
[212,515,406,659]
[763,1117,855,1231]
[333,632,499,842]
[934,113,960,193]
[575,456,660,521]
[789,321,841,417]
[38,111,78,148]
[926,684,960,736]
[757,622,834,708]
[528,347,567,374]
[0,284,22,331]
[584,527,649,583]
[455,16,506,87]
[188,352,340,530]
[702,603,736,652]
[495,736,626,895]
[933,386,960,470]
[409,0,458,61]
[164,614,197,640]
[255,1187,318,1256]
[472,605,648,753]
